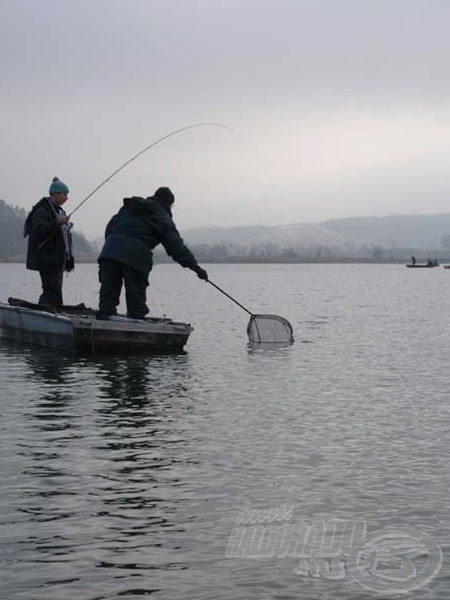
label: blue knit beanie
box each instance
[49,176,69,195]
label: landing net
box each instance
[247,314,294,344]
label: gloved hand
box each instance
[195,265,208,281]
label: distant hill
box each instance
[183,223,353,248]
[324,214,450,249]
[90,212,450,263]
[0,199,96,261]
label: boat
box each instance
[0,298,193,354]
[406,263,439,268]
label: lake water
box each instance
[0,262,449,599]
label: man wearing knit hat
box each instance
[97,187,208,320]
[24,177,74,306]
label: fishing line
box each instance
[68,122,233,218]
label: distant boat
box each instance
[406,262,439,268]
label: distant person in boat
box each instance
[24,177,74,307]
[97,187,208,320]
[411,256,416,266]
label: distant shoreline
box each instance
[1,258,447,266]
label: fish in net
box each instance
[247,314,294,344]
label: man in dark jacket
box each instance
[24,177,74,306]
[97,187,208,320]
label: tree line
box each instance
[1,198,448,263]
[0,199,95,261]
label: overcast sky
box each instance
[2,0,450,239]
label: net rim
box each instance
[247,313,294,344]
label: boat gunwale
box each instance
[0,303,74,322]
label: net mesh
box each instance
[247,314,294,344]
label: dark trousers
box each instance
[39,271,63,306]
[98,259,149,319]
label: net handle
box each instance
[207,280,254,316]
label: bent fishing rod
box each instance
[68,122,233,219]
[38,122,233,248]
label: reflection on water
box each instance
[0,340,201,599]
[247,344,295,359]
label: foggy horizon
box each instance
[2,0,450,239]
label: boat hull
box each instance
[0,305,76,351]
[0,302,193,354]
[406,264,439,268]
[73,315,192,353]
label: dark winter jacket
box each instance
[98,196,199,276]
[24,198,67,272]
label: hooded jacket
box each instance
[98,196,199,276]
[24,198,68,272]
